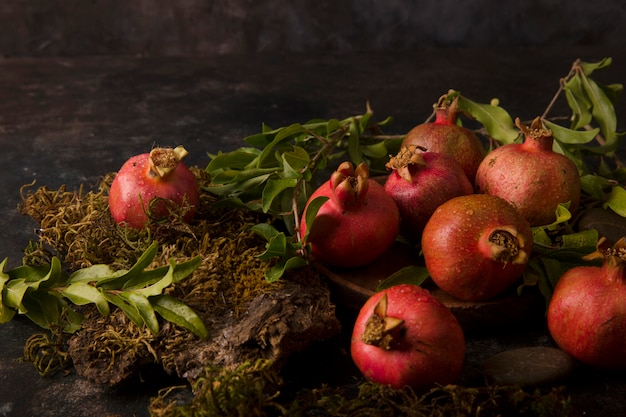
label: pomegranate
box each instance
[475,117,581,226]
[384,145,474,239]
[402,95,484,183]
[350,284,465,391]
[300,161,400,269]
[421,194,533,301]
[547,237,626,369]
[109,146,200,229]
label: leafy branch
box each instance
[0,242,208,339]
[204,103,399,281]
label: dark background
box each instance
[0,0,625,57]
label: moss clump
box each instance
[148,359,572,417]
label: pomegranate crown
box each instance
[385,145,427,182]
[149,145,188,178]
[583,236,626,268]
[330,161,370,209]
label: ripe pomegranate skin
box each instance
[547,237,626,369]
[384,146,474,239]
[475,117,581,226]
[402,97,484,183]
[109,146,200,229]
[421,194,533,301]
[300,161,400,269]
[350,284,465,391]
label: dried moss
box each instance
[148,361,572,417]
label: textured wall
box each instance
[0,0,625,57]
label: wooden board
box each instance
[315,242,545,333]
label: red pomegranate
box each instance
[475,117,581,226]
[109,146,200,229]
[402,95,484,183]
[384,145,474,239]
[351,284,465,391]
[547,237,626,369]
[300,161,400,268]
[421,194,533,301]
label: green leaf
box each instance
[22,291,66,330]
[103,292,144,328]
[376,266,430,292]
[348,118,363,165]
[564,76,593,130]
[206,148,261,172]
[281,146,310,176]
[362,141,389,159]
[303,196,329,241]
[255,231,288,261]
[543,119,599,145]
[580,174,612,200]
[97,241,159,290]
[133,260,175,297]
[264,256,308,283]
[0,259,16,323]
[560,229,599,249]
[151,294,209,339]
[68,264,122,284]
[580,75,620,153]
[457,96,519,144]
[126,292,159,335]
[579,57,613,76]
[61,282,110,316]
[261,178,298,213]
[603,185,626,217]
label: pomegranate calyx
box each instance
[361,293,404,350]
[487,226,529,265]
[149,146,189,178]
[434,93,461,125]
[516,117,554,150]
[583,236,626,268]
[330,161,370,209]
[385,145,427,182]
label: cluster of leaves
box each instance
[0,241,208,338]
[204,104,400,280]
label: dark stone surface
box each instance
[1,46,625,416]
[481,346,576,387]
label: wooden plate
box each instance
[315,242,545,332]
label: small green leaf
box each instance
[264,256,308,283]
[151,294,209,339]
[376,266,430,292]
[457,96,519,144]
[206,148,261,172]
[61,282,110,316]
[579,57,613,76]
[261,178,298,213]
[303,196,330,241]
[255,231,288,261]
[560,229,599,249]
[544,119,599,145]
[97,241,159,290]
[603,185,626,217]
[22,291,66,330]
[580,174,612,200]
[126,292,159,335]
[348,118,363,165]
[580,75,620,153]
[133,261,175,297]
[104,292,144,328]
[564,76,593,130]
[68,264,122,284]
[0,259,16,323]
